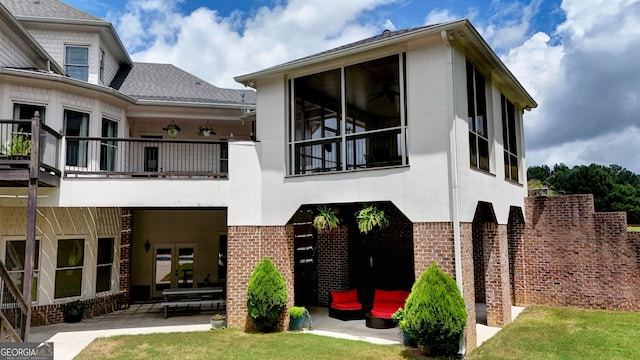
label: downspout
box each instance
[441,30,466,356]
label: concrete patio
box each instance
[28,303,523,360]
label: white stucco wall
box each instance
[234,31,529,226]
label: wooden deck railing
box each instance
[0,260,28,342]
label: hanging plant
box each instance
[197,126,215,137]
[356,204,389,234]
[313,206,340,232]
[162,120,181,137]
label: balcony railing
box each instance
[63,137,228,178]
[0,260,28,342]
[0,119,61,176]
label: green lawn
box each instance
[467,306,640,360]
[76,306,640,360]
[628,226,640,232]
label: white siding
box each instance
[0,31,39,68]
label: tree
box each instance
[246,257,288,332]
[404,263,466,357]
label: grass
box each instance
[467,306,640,360]
[76,306,640,360]
[75,329,428,360]
[627,226,640,232]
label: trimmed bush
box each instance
[246,257,288,332]
[404,262,467,356]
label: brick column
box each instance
[226,225,294,330]
[119,208,132,308]
[484,223,511,326]
[317,225,349,306]
[413,222,476,352]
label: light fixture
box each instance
[162,120,181,136]
[144,239,151,253]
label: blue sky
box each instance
[64,0,640,173]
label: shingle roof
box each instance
[114,62,255,105]
[0,0,103,21]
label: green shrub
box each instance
[404,262,467,357]
[287,306,307,319]
[355,204,389,234]
[246,257,288,332]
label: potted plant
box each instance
[61,300,87,323]
[288,306,309,331]
[162,121,181,137]
[197,125,215,137]
[356,204,389,234]
[313,206,339,232]
[210,313,226,329]
[392,308,416,347]
[1,134,32,160]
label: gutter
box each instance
[441,30,466,357]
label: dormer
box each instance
[0,0,132,85]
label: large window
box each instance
[290,54,408,174]
[12,104,46,136]
[501,94,519,182]
[65,45,89,81]
[55,239,84,299]
[100,118,118,171]
[96,238,114,293]
[4,240,40,302]
[467,60,490,171]
[64,109,89,167]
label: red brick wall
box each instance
[226,225,294,329]
[317,225,349,306]
[119,209,132,306]
[520,195,640,310]
[31,294,125,326]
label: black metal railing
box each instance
[63,137,228,178]
[0,119,62,176]
[0,260,28,342]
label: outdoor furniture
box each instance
[365,289,409,328]
[328,289,364,320]
[160,287,225,318]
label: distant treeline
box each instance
[527,164,640,224]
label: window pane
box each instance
[294,69,342,141]
[469,134,477,167]
[66,47,88,65]
[96,265,111,293]
[66,66,88,81]
[97,238,114,265]
[55,269,82,298]
[478,138,489,171]
[294,139,341,174]
[510,154,519,181]
[5,240,40,270]
[57,239,84,268]
[65,110,89,166]
[345,55,401,133]
[346,129,402,169]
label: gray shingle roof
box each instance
[0,0,103,21]
[115,62,255,105]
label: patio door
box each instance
[153,244,196,298]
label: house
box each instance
[0,0,537,352]
[0,0,255,338]
[233,19,535,350]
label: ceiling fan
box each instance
[369,82,400,103]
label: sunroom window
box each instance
[501,94,519,182]
[467,60,490,172]
[290,54,408,175]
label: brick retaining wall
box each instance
[519,194,640,310]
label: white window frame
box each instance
[54,238,85,299]
[65,45,89,81]
[2,237,41,303]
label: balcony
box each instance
[63,137,228,179]
[1,119,230,187]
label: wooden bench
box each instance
[161,287,225,318]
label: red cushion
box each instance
[399,291,410,303]
[371,304,402,318]
[331,301,363,311]
[331,289,358,304]
[374,289,402,303]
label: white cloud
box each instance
[113,0,397,89]
[502,0,640,172]
[424,9,458,25]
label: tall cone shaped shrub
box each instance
[246,257,288,332]
[404,262,467,356]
